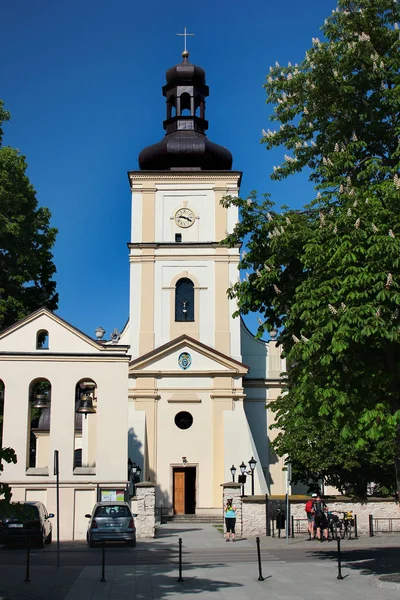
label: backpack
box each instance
[305,500,314,514]
[314,500,326,516]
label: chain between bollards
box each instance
[24,537,31,582]
[336,537,344,580]
[100,540,106,582]
[177,537,183,582]
[256,536,265,581]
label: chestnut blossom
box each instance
[328,304,338,315]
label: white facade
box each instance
[0,95,286,541]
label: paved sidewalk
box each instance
[2,523,400,599]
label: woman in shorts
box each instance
[225,498,237,542]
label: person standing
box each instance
[224,498,237,542]
[305,493,317,539]
[314,494,329,542]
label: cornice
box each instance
[244,378,283,388]
[128,170,242,181]
[0,353,130,363]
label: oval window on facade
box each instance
[174,411,193,430]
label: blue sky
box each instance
[2,0,336,340]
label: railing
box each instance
[292,518,309,535]
[372,517,400,534]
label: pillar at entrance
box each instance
[221,482,242,537]
[134,482,156,538]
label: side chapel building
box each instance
[0,51,286,539]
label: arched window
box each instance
[167,95,176,119]
[36,330,49,350]
[175,278,194,322]
[179,93,191,116]
[194,95,201,117]
[29,379,51,469]
[74,379,97,472]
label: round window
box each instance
[175,411,193,430]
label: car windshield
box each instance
[94,505,131,518]
[0,503,39,521]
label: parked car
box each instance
[85,501,136,547]
[0,501,54,547]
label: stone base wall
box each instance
[291,500,400,535]
[241,496,400,537]
[133,483,156,538]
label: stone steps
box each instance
[163,514,223,524]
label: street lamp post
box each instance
[239,461,247,496]
[230,465,237,482]
[128,461,142,497]
[248,456,257,496]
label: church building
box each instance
[0,50,286,539]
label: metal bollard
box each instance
[291,515,294,538]
[256,537,265,581]
[177,537,183,582]
[369,514,374,537]
[24,537,31,583]
[354,514,358,538]
[100,540,106,582]
[271,518,275,538]
[337,537,344,580]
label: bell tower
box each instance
[128,51,242,359]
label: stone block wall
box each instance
[240,496,400,537]
[134,482,156,538]
[290,499,400,535]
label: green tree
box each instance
[0,102,58,501]
[0,100,58,330]
[222,0,400,496]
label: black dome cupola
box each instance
[138,51,233,171]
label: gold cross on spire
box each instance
[177,27,194,52]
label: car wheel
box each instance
[45,530,52,545]
[88,537,96,548]
[129,537,136,548]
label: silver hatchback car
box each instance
[85,502,136,547]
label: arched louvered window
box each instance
[36,330,49,350]
[175,278,194,322]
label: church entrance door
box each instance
[173,467,196,514]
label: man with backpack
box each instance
[305,493,317,540]
[314,494,329,542]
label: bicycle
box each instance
[339,511,354,540]
[326,511,341,540]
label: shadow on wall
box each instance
[128,428,144,487]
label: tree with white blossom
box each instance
[222,0,400,496]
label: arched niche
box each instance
[74,379,97,473]
[28,379,51,469]
[175,278,195,322]
[36,330,49,350]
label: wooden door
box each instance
[174,470,185,514]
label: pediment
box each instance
[129,335,248,375]
[0,308,123,355]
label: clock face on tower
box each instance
[175,207,195,228]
